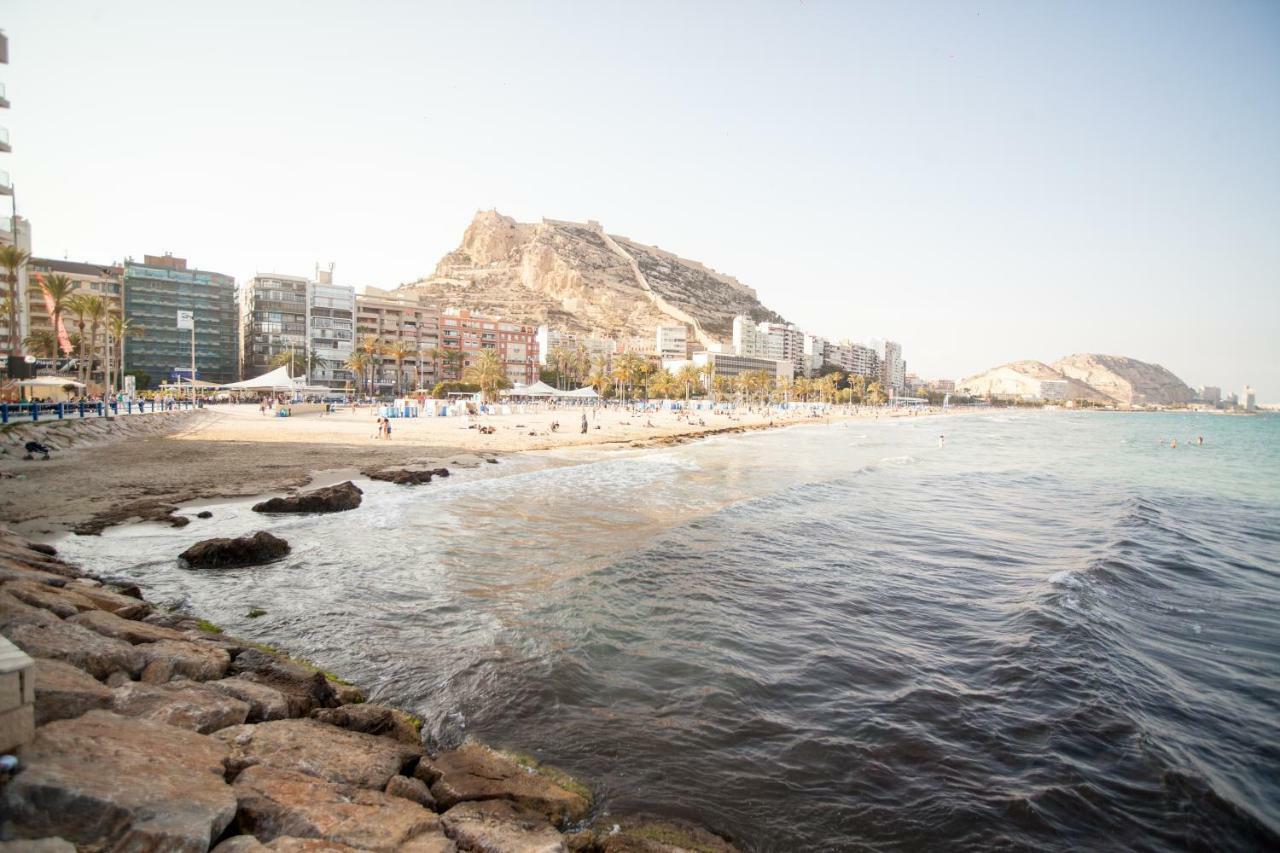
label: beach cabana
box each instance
[220,366,299,392]
[559,386,600,399]
[504,380,559,398]
[17,376,84,403]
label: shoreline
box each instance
[0,527,740,851]
[0,403,950,538]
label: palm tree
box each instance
[441,348,464,381]
[344,351,370,396]
[463,348,509,402]
[418,346,441,392]
[0,245,31,356]
[81,295,107,388]
[109,314,143,391]
[587,355,613,397]
[675,362,703,404]
[64,294,92,385]
[358,335,382,394]
[611,351,648,402]
[23,329,57,358]
[36,273,78,357]
[387,340,413,395]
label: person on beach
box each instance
[384,417,392,440]
[581,412,588,434]
[939,434,946,448]
[1197,435,1204,445]
[1170,438,1177,448]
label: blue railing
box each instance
[0,399,200,425]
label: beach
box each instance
[0,402,930,537]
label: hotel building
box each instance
[123,254,238,384]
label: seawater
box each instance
[58,411,1280,851]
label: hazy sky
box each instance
[6,1,1278,398]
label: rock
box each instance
[116,583,144,599]
[593,818,739,853]
[233,765,445,849]
[26,542,58,557]
[0,839,76,852]
[197,510,214,519]
[33,657,113,726]
[331,682,366,705]
[252,482,362,515]
[137,639,231,682]
[180,532,291,569]
[214,837,365,852]
[439,800,566,853]
[0,590,61,630]
[67,584,152,618]
[230,649,339,716]
[8,620,145,680]
[1,711,236,851]
[68,607,188,644]
[216,719,420,789]
[428,744,590,827]
[2,580,97,617]
[111,680,251,733]
[386,775,437,810]
[206,675,294,722]
[368,468,436,486]
[311,703,421,745]
[0,561,74,587]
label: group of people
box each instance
[374,416,393,439]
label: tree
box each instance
[441,348,464,381]
[358,335,382,394]
[63,295,91,385]
[387,340,413,395]
[463,348,509,402]
[646,368,677,399]
[82,295,107,389]
[37,273,78,356]
[587,355,613,397]
[344,351,370,396]
[418,346,441,392]
[611,351,648,402]
[0,245,31,356]
[109,314,143,393]
[674,362,703,403]
[23,329,57,358]
[866,381,886,406]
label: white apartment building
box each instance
[308,275,356,389]
[759,322,805,374]
[1242,385,1256,412]
[732,315,770,359]
[802,334,827,377]
[874,339,905,392]
[1039,379,1069,401]
[240,271,356,388]
[823,341,879,379]
[655,324,689,361]
[536,326,617,366]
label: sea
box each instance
[55,410,1280,851]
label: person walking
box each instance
[581,412,588,434]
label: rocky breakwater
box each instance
[0,528,740,852]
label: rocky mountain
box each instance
[958,354,1194,406]
[398,211,786,346]
[1051,353,1195,407]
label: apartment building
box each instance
[655,324,689,361]
[25,258,123,356]
[535,326,617,366]
[355,287,441,393]
[308,274,356,389]
[123,254,238,384]
[240,274,309,379]
[440,308,539,386]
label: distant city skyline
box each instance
[4,1,1277,399]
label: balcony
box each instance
[0,170,10,197]
[0,83,8,110]
[0,128,8,153]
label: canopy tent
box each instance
[17,376,85,388]
[158,377,220,390]
[220,366,299,391]
[560,386,600,399]
[504,380,559,397]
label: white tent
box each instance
[505,380,559,397]
[220,366,299,391]
[17,376,85,388]
[560,386,600,398]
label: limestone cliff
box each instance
[958,354,1194,406]
[401,211,785,344]
[1052,353,1195,407]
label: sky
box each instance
[5,0,1279,399]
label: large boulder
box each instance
[252,482,362,515]
[428,744,590,827]
[232,765,445,849]
[229,649,339,716]
[7,620,144,680]
[1,711,237,851]
[68,608,187,644]
[310,703,421,745]
[2,580,97,618]
[217,719,420,789]
[213,837,366,851]
[367,468,447,486]
[111,681,251,733]
[65,583,152,618]
[439,800,566,853]
[33,658,113,726]
[591,817,740,853]
[137,639,231,682]
[0,590,61,630]
[206,675,294,722]
[385,775,437,810]
[180,532,291,569]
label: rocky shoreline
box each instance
[0,528,739,852]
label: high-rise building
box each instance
[123,254,238,385]
[731,315,769,359]
[439,308,539,386]
[0,32,31,357]
[802,334,827,377]
[758,321,805,374]
[308,270,355,389]
[240,273,309,380]
[823,341,879,379]
[535,326,617,366]
[1242,385,1256,412]
[1197,386,1221,405]
[655,324,689,361]
[355,287,441,393]
[874,339,905,392]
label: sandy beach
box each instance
[0,402,936,537]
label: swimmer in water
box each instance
[1170,438,1177,448]
[1197,435,1203,445]
[939,434,945,448]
